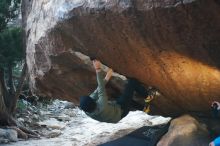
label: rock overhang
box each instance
[23,0,220,116]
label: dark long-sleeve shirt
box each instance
[87,71,122,123]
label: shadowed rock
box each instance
[22,0,220,116]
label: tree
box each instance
[0,0,39,139]
[0,27,25,114]
[0,0,38,139]
[0,0,22,115]
[0,0,21,32]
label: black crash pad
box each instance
[98,123,170,146]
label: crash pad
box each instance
[98,123,170,146]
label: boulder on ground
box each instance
[157,115,210,146]
[0,128,18,143]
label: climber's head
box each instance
[79,96,96,113]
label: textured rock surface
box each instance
[157,115,210,146]
[22,0,220,116]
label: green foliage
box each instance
[16,99,27,111]
[0,27,24,69]
[0,0,21,32]
[0,0,23,69]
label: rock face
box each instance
[22,0,220,116]
[157,115,210,146]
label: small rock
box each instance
[38,118,66,130]
[63,109,76,117]
[0,137,9,144]
[33,114,39,120]
[53,115,71,121]
[17,118,25,123]
[39,111,52,116]
[64,102,75,109]
[46,130,61,138]
[6,129,18,142]
[0,129,18,142]
[27,107,33,111]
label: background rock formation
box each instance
[22,0,220,116]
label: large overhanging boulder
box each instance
[22,0,220,116]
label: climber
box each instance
[211,101,220,118]
[79,59,155,123]
[210,136,220,146]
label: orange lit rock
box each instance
[22,0,220,116]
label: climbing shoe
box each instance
[143,87,159,113]
[143,95,154,113]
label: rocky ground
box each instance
[1,99,171,146]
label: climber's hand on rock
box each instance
[93,60,101,71]
[105,68,113,81]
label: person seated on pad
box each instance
[79,59,155,123]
